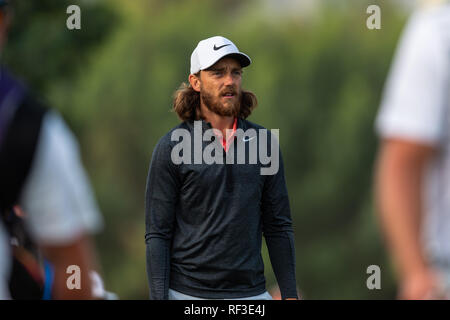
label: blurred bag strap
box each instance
[0,69,48,211]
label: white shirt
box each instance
[0,111,103,299]
[376,4,450,263]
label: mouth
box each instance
[221,92,236,99]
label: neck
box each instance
[199,103,234,135]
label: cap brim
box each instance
[222,52,252,68]
[202,52,251,72]
[223,53,251,68]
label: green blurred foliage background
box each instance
[4,0,413,299]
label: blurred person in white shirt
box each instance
[0,0,105,299]
[375,1,450,299]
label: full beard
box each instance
[200,88,241,117]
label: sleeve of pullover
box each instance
[145,137,179,300]
[261,146,298,299]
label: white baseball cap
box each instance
[190,36,251,75]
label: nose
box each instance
[223,72,235,86]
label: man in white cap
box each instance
[145,36,298,300]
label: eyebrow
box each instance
[207,67,225,72]
[206,67,242,72]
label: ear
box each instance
[189,73,201,93]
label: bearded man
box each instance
[145,36,298,300]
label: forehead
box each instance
[207,56,242,70]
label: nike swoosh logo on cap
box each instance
[213,44,231,51]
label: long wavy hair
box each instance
[172,78,258,121]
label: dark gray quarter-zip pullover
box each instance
[145,117,297,299]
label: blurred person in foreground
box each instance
[375,1,450,299]
[145,36,298,300]
[0,0,105,299]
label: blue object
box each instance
[42,260,54,300]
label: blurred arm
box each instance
[375,138,438,299]
[41,234,96,299]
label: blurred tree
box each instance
[2,0,118,93]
